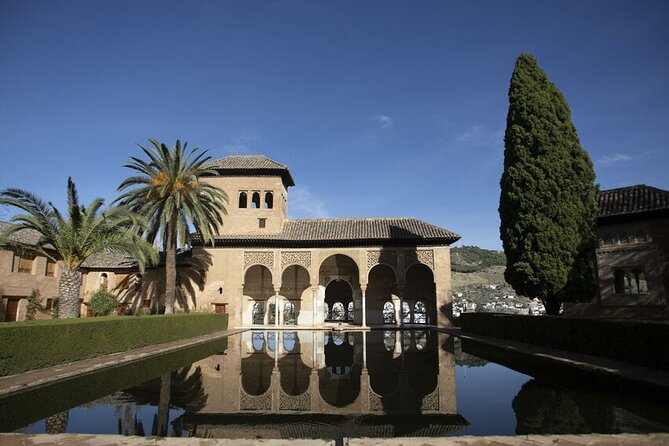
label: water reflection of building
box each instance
[173,331,465,439]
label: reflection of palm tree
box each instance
[44,410,69,434]
[156,372,171,437]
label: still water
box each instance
[2,330,668,442]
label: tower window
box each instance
[239,191,248,208]
[258,218,267,228]
[264,192,273,209]
[251,192,261,209]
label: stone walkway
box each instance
[0,328,246,398]
[2,433,669,446]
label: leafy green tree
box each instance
[116,139,228,314]
[0,178,157,319]
[499,54,597,315]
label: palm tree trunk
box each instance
[164,214,177,314]
[58,267,81,319]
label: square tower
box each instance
[203,155,294,235]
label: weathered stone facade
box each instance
[1,155,461,327]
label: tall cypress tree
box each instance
[499,54,597,315]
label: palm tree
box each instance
[116,139,228,314]
[0,178,157,319]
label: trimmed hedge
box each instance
[0,313,228,377]
[459,313,669,370]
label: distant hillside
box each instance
[449,246,544,315]
[451,245,505,273]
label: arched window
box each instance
[331,302,345,321]
[414,301,427,324]
[252,302,265,325]
[284,301,296,325]
[268,302,277,324]
[383,301,395,324]
[401,301,411,323]
[239,191,248,208]
[347,302,354,321]
[264,192,273,209]
[100,273,109,291]
[252,192,261,209]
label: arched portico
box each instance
[404,263,436,325]
[243,265,274,326]
[319,254,362,325]
[366,264,399,326]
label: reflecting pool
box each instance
[2,330,668,443]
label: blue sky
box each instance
[1,1,667,249]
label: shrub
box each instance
[89,289,118,316]
[0,313,228,376]
[25,289,43,321]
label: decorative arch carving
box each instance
[281,251,311,270]
[244,251,274,271]
[405,249,434,272]
[366,250,397,273]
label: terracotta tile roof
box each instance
[0,221,42,245]
[198,217,460,247]
[82,252,138,269]
[598,185,669,219]
[205,155,295,187]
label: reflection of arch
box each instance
[368,330,400,395]
[405,264,435,325]
[278,332,310,396]
[367,264,397,325]
[241,352,274,396]
[319,332,361,407]
[325,281,352,322]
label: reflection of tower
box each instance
[438,332,457,413]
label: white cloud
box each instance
[288,186,329,219]
[373,114,394,129]
[597,153,632,165]
[222,143,252,154]
[222,131,262,154]
[456,124,503,145]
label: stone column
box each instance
[361,285,367,327]
[311,285,318,327]
[398,285,405,326]
[274,288,280,328]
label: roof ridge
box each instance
[286,217,417,222]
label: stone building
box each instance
[565,184,669,318]
[1,155,461,326]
